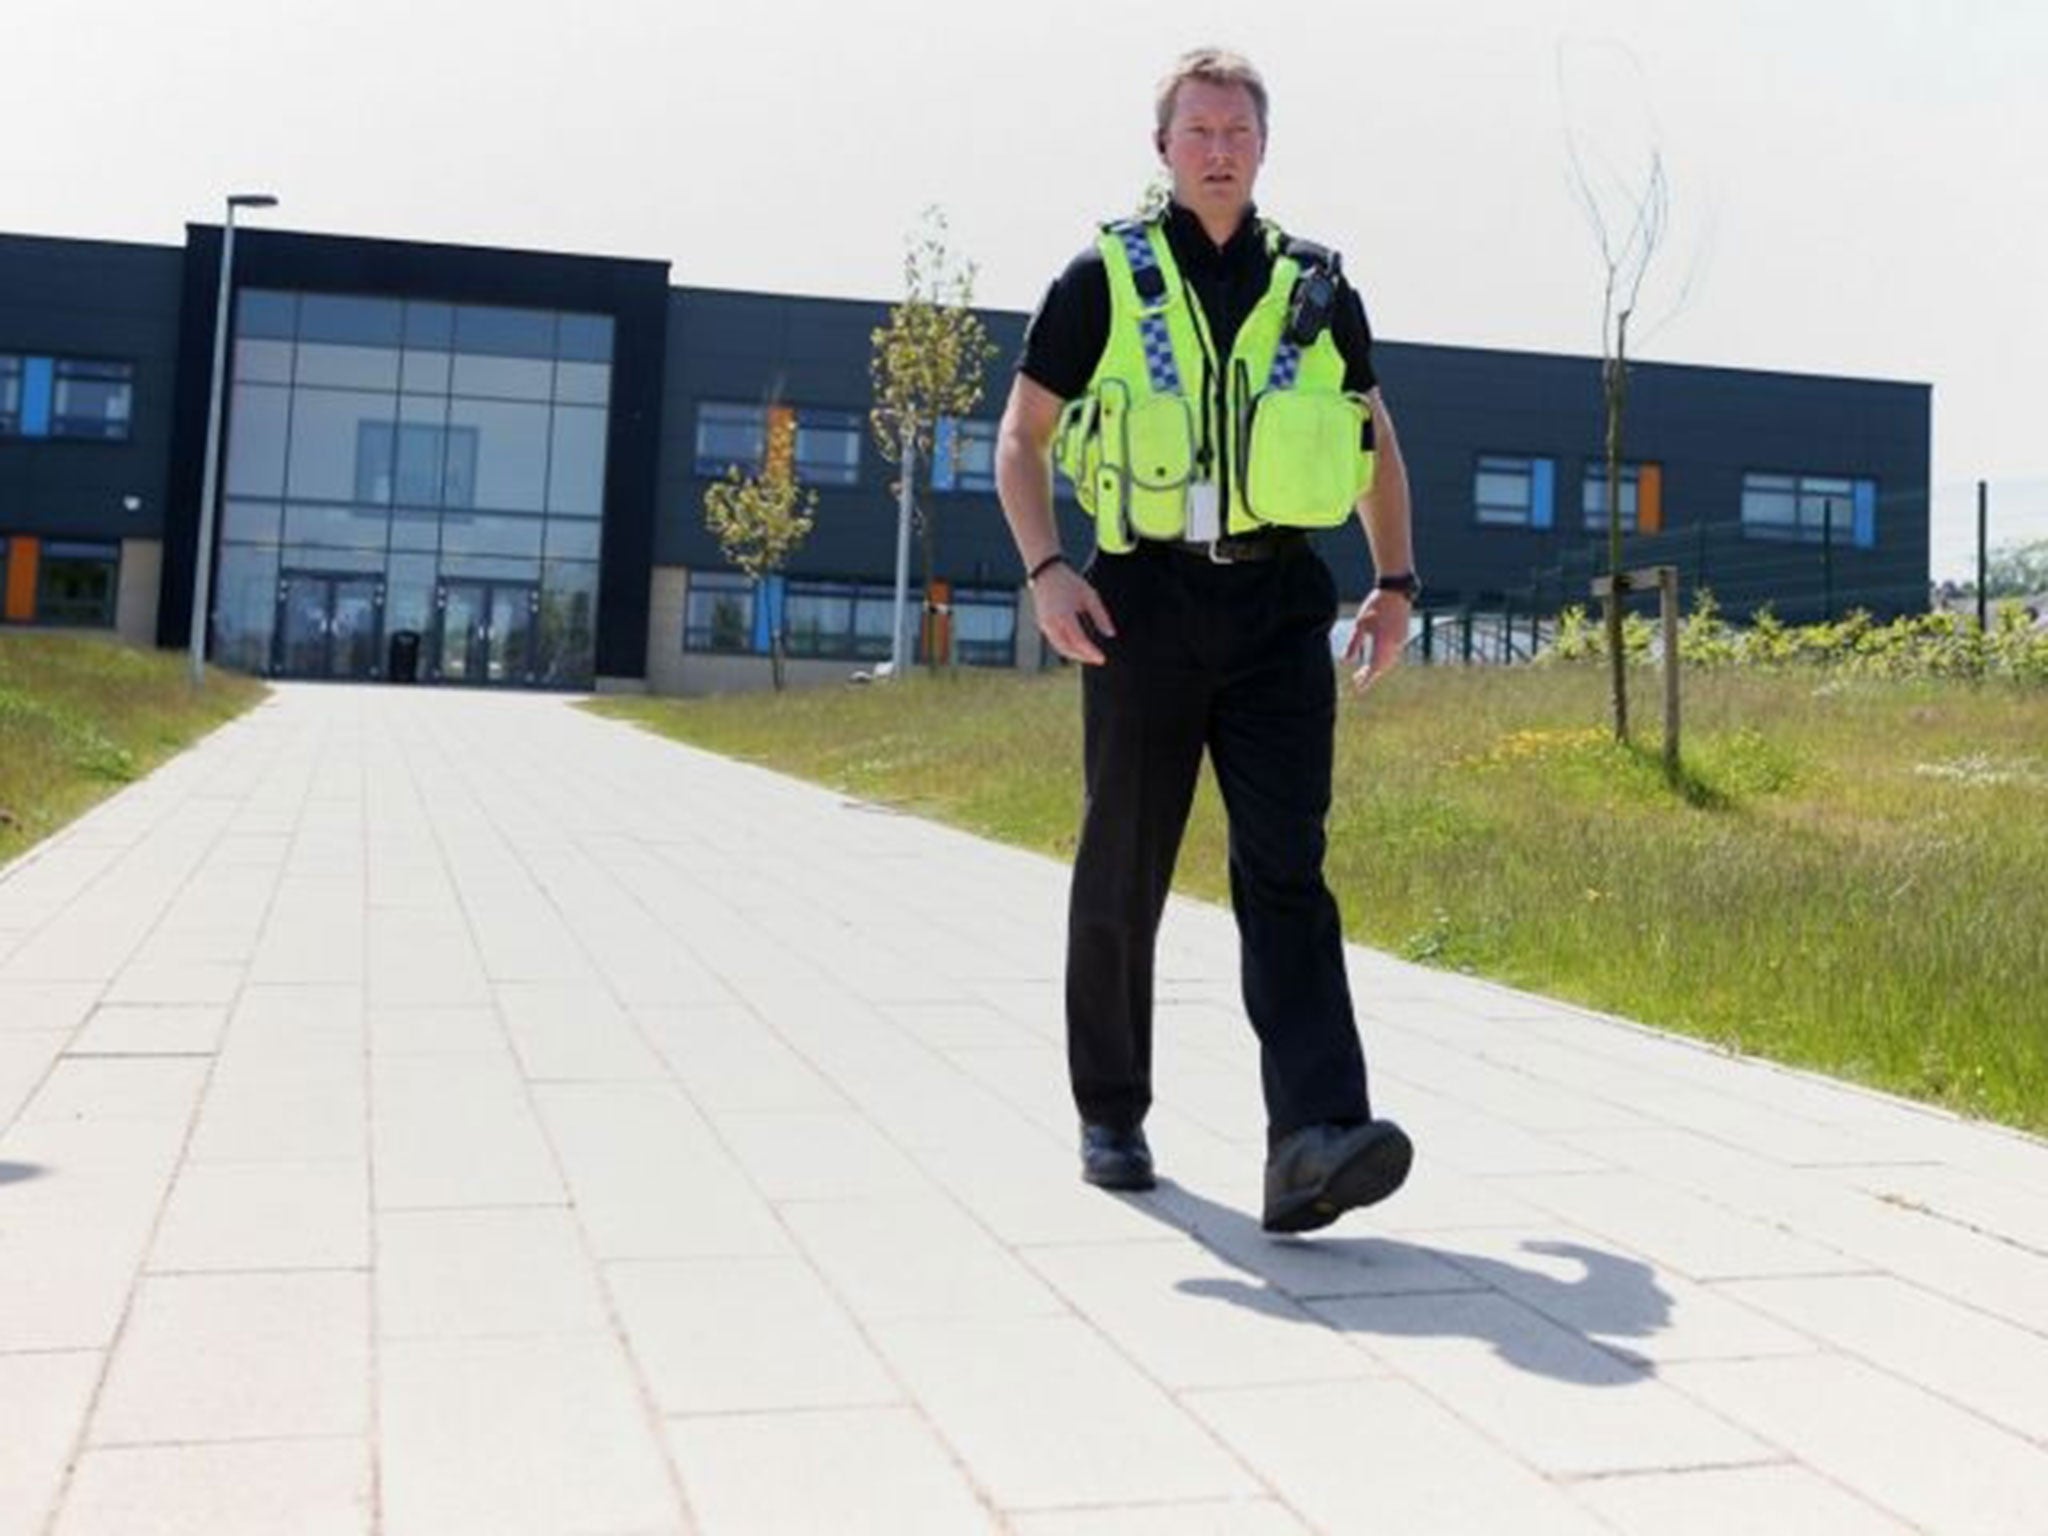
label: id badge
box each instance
[1187,480,1221,541]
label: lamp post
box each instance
[888,429,915,677]
[189,192,277,687]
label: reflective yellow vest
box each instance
[1055,216,1376,554]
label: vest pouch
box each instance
[1078,382,1138,552]
[1053,394,1103,516]
[1242,389,1374,529]
[1119,392,1198,541]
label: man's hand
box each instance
[1343,590,1409,693]
[1034,563,1116,665]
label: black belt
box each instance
[1154,530,1306,565]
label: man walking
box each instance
[995,47,1418,1233]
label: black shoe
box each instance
[1262,1119,1413,1234]
[1080,1124,1157,1191]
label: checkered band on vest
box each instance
[1116,224,1182,396]
[1268,337,1303,390]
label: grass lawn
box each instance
[0,632,268,868]
[590,662,2048,1136]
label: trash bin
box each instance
[387,629,422,684]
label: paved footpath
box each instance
[4,685,2048,1535]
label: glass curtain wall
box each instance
[212,290,612,686]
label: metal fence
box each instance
[1390,478,2048,668]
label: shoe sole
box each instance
[1262,1126,1413,1235]
[1083,1165,1158,1193]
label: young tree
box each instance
[1986,537,2048,599]
[1560,43,1701,742]
[869,207,997,675]
[702,408,816,691]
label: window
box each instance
[695,402,863,484]
[682,571,1013,668]
[1583,464,1640,533]
[0,355,20,435]
[0,355,134,440]
[933,418,998,492]
[795,409,863,486]
[684,571,756,652]
[356,420,481,507]
[51,359,133,440]
[694,403,766,477]
[36,540,119,626]
[951,586,1018,666]
[786,579,866,659]
[1475,454,1555,528]
[1742,472,1872,546]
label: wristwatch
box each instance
[1374,571,1422,600]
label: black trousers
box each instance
[1065,540,1373,1147]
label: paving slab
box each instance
[1,683,2045,1534]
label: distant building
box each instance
[1,225,1931,691]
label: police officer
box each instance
[994,47,1417,1233]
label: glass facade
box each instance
[212,289,612,686]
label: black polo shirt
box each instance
[1018,201,1378,401]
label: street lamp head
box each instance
[227,194,279,210]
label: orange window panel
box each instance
[4,537,38,621]
[1639,464,1664,533]
[923,577,952,660]
[766,405,797,480]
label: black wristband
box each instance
[1026,551,1069,583]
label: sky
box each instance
[11,0,2045,577]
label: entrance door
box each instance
[275,572,383,680]
[436,580,539,685]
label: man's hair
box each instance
[1154,48,1269,145]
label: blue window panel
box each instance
[22,356,54,436]
[750,574,786,653]
[1531,458,1556,530]
[1852,479,1877,549]
[931,416,958,491]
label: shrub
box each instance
[1545,594,2048,685]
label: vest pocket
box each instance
[1119,393,1198,540]
[1054,395,1102,510]
[1242,390,1375,528]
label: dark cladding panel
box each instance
[1351,340,1930,617]
[593,264,667,680]
[0,235,183,544]
[655,287,1037,584]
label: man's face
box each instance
[1159,78,1264,224]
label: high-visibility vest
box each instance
[1055,216,1376,553]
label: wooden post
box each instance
[1591,564,1682,783]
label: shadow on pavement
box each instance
[1130,1179,1673,1386]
